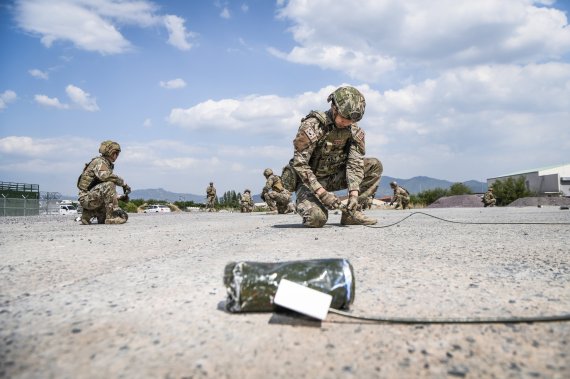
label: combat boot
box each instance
[80,210,93,225]
[341,210,377,226]
[105,216,126,224]
[104,207,127,225]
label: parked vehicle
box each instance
[59,204,78,215]
[143,204,171,213]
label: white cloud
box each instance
[0,136,91,157]
[159,78,187,89]
[65,85,99,111]
[163,15,194,51]
[14,0,195,54]
[167,90,331,133]
[143,118,152,128]
[34,94,69,109]
[29,68,48,79]
[220,7,231,19]
[0,90,18,110]
[274,0,570,80]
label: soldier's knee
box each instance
[364,157,383,176]
[297,203,327,228]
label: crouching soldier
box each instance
[287,86,382,227]
[77,140,131,225]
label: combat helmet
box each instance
[327,86,366,122]
[263,168,273,178]
[390,181,398,188]
[244,189,251,193]
[99,140,121,157]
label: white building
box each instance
[487,163,570,196]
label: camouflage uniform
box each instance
[390,184,410,210]
[206,183,216,212]
[291,103,382,227]
[77,141,130,225]
[262,169,292,214]
[240,190,254,213]
[482,189,496,207]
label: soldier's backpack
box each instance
[281,160,298,192]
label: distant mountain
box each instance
[89,177,486,203]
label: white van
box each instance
[59,204,78,215]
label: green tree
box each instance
[491,177,533,206]
[410,187,449,207]
[219,190,240,209]
[449,182,473,195]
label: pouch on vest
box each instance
[281,162,298,192]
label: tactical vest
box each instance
[271,175,285,192]
[77,157,111,192]
[305,111,353,178]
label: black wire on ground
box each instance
[328,308,570,324]
[363,211,570,228]
[342,211,570,324]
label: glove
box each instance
[318,191,341,210]
[346,195,359,212]
[122,184,132,195]
[118,194,130,202]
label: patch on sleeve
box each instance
[304,127,318,142]
[294,125,318,151]
[353,128,366,154]
[355,129,365,143]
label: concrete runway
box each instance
[1,207,569,378]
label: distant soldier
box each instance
[261,168,292,214]
[389,181,410,210]
[206,182,217,212]
[77,140,130,225]
[482,187,496,207]
[240,189,254,213]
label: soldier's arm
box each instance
[292,119,322,193]
[263,177,273,193]
[93,160,125,186]
[345,125,365,192]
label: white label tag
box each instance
[274,279,333,320]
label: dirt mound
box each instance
[508,197,570,207]
[427,194,484,208]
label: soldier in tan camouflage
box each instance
[77,140,131,225]
[206,182,216,212]
[389,181,410,210]
[285,86,382,227]
[261,168,293,214]
[482,187,496,207]
[240,189,254,213]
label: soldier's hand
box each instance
[123,184,132,195]
[318,191,341,210]
[347,195,359,212]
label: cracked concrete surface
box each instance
[1,207,569,378]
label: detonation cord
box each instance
[328,308,570,324]
[338,211,570,323]
[362,211,570,228]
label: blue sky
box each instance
[1,0,570,197]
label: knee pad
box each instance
[301,206,327,228]
[365,157,383,176]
